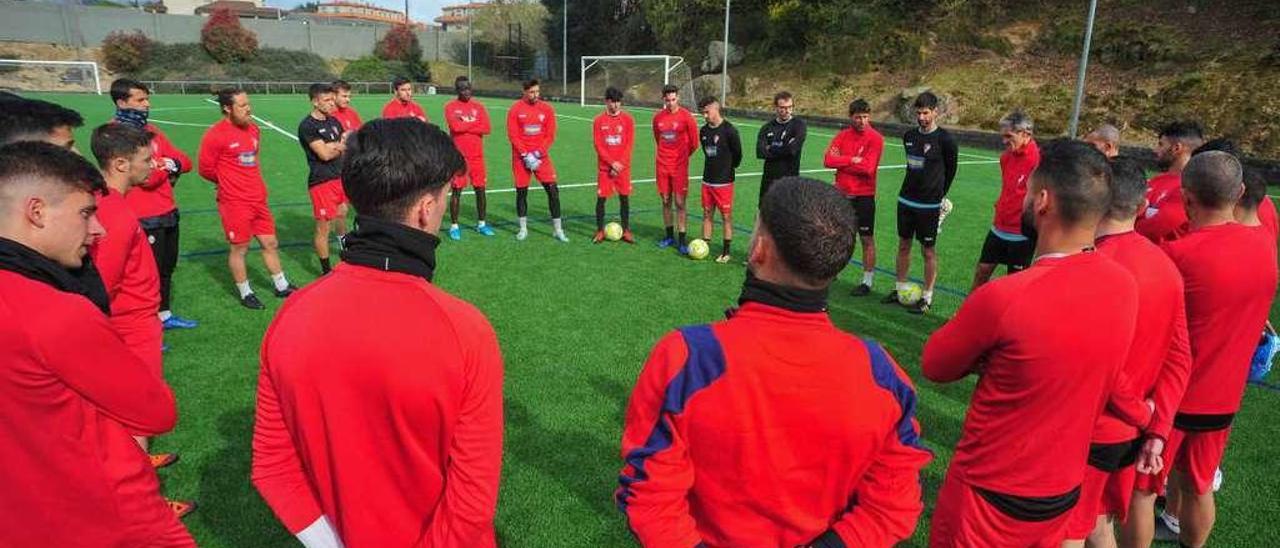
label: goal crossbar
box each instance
[0,59,102,94]
[580,55,685,106]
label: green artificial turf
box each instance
[28,91,1280,547]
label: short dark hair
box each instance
[913,91,939,110]
[392,77,412,90]
[773,91,793,105]
[522,78,540,90]
[1158,121,1204,147]
[1192,137,1239,158]
[1105,156,1148,220]
[90,123,153,169]
[341,118,465,221]
[214,87,244,111]
[454,76,472,91]
[308,83,335,100]
[604,86,623,102]
[0,98,85,146]
[697,96,719,111]
[848,99,870,115]
[1031,138,1112,225]
[759,177,856,286]
[1182,151,1242,210]
[0,140,106,196]
[661,84,679,96]
[331,80,352,92]
[109,78,149,104]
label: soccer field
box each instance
[32,91,1280,547]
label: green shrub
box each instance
[201,7,258,63]
[101,30,155,73]
[133,43,332,82]
[340,56,429,84]
[1037,18,1187,68]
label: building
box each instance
[311,1,423,28]
[193,0,284,19]
[434,2,488,33]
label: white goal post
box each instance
[0,59,103,95]
[579,55,690,107]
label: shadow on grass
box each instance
[195,407,292,548]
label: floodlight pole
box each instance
[467,6,473,82]
[1067,0,1098,138]
[562,0,568,96]
[721,0,730,106]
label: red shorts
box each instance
[308,179,348,221]
[701,183,734,215]
[452,155,487,189]
[1134,427,1231,496]
[597,168,632,198]
[511,153,557,189]
[929,471,1072,548]
[217,200,276,244]
[1064,464,1136,540]
[655,165,689,196]
[111,315,164,379]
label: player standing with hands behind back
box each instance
[698,97,742,264]
[444,76,494,240]
[756,91,806,204]
[652,84,700,253]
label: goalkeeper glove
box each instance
[521,152,542,172]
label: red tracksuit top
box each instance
[1162,223,1278,416]
[617,302,932,547]
[1094,231,1192,442]
[0,270,180,547]
[332,105,364,132]
[1258,196,1278,241]
[381,98,428,122]
[923,252,1138,497]
[123,123,192,219]
[992,139,1040,234]
[507,99,556,156]
[823,125,885,197]
[198,119,268,204]
[1135,172,1189,243]
[652,107,699,168]
[253,262,504,547]
[593,110,635,171]
[444,98,491,159]
[89,188,163,376]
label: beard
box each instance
[1020,206,1039,242]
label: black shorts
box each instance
[849,196,875,236]
[897,202,940,248]
[979,230,1034,270]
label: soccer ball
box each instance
[604,222,623,241]
[898,283,923,306]
[687,239,710,260]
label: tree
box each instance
[201,7,258,63]
[101,30,155,73]
[542,0,655,82]
[375,24,423,64]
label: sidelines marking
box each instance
[150,118,213,128]
[202,98,298,141]
[149,106,215,112]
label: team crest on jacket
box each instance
[923,143,932,155]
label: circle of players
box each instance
[0,74,1275,548]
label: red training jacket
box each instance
[652,107,699,169]
[124,123,191,219]
[617,302,932,547]
[444,98,491,159]
[0,270,182,547]
[923,252,1138,498]
[1135,172,1188,243]
[89,188,163,377]
[381,98,428,122]
[507,99,556,157]
[593,110,635,171]
[824,125,885,197]
[1162,223,1278,415]
[253,262,504,547]
[1258,196,1279,242]
[1094,231,1192,442]
[332,105,364,132]
[198,119,268,204]
[992,139,1040,234]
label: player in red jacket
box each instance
[0,141,192,547]
[110,78,198,331]
[923,140,1139,547]
[330,79,364,132]
[1135,121,1203,243]
[507,78,567,241]
[381,77,428,122]
[824,98,884,295]
[253,118,503,547]
[1132,152,1278,548]
[972,111,1040,290]
[1061,158,1192,548]
[592,86,636,243]
[617,177,931,547]
[198,88,296,309]
[652,84,700,252]
[444,76,494,240]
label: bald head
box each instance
[1084,124,1120,158]
[1182,151,1243,210]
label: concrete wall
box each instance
[0,0,461,61]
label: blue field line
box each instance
[1250,380,1280,392]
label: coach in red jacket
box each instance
[0,141,191,547]
[252,118,504,547]
[617,176,932,547]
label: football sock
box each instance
[475,188,487,221]
[158,310,172,321]
[922,290,933,304]
[552,217,564,233]
[272,272,290,292]
[620,196,631,230]
[678,231,686,247]
[236,280,253,298]
[545,184,562,218]
[477,220,487,228]
[450,223,459,230]
[595,197,606,230]
[665,226,674,240]
[319,257,331,274]
[518,217,528,231]
[722,239,731,256]
[516,187,529,217]
[862,271,874,286]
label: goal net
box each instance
[580,55,696,110]
[0,59,102,95]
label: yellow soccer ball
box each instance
[604,222,623,241]
[688,238,710,260]
[898,283,923,306]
